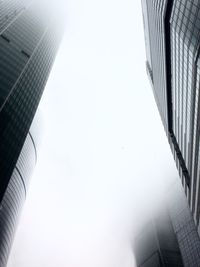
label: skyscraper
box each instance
[133,174,200,267]
[0,0,63,266]
[141,0,200,234]
[140,0,200,266]
[133,208,184,267]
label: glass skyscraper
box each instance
[141,0,200,236]
[141,0,200,266]
[0,0,63,266]
[133,175,200,267]
[133,208,184,267]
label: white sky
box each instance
[7,0,179,266]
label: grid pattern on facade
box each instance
[142,0,200,231]
[167,180,200,267]
[133,212,184,267]
[0,120,37,267]
[193,64,200,224]
[0,168,25,267]
[141,0,169,132]
[0,1,63,265]
[0,1,62,203]
[170,0,200,221]
[0,2,48,110]
[142,0,200,265]
[0,0,29,33]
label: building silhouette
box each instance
[133,175,200,267]
[0,0,63,265]
[140,0,200,266]
[133,209,184,267]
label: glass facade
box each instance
[141,0,169,132]
[133,178,200,267]
[141,0,200,265]
[0,0,63,265]
[133,211,184,267]
[170,0,200,224]
[142,0,200,233]
[0,118,37,267]
[167,179,200,267]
